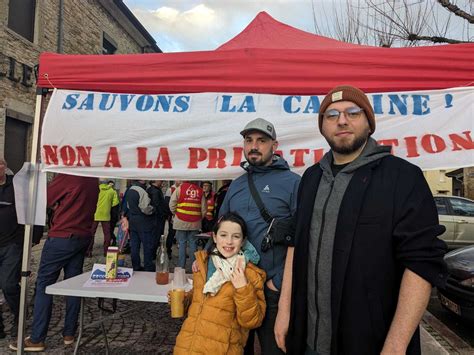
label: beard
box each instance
[245,150,273,166]
[325,127,370,155]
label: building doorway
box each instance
[5,116,30,173]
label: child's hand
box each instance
[230,256,247,289]
[192,260,200,273]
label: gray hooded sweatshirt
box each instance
[307,138,391,353]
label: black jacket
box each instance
[147,185,169,220]
[0,175,23,247]
[287,155,447,355]
[125,183,156,233]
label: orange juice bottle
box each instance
[155,235,169,284]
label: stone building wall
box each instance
[0,0,157,170]
[464,167,474,200]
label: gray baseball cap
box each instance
[240,118,277,140]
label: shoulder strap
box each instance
[247,173,273,223]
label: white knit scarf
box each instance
[203,250,246,296]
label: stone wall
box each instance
[0,0,153,162]
[464,167,474,200]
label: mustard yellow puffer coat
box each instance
[174,250,266,355]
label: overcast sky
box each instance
[123,0,472,52]
[123,0,337,52]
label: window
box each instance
[449,198,474,217]
[439,170,446,183]
[8,0,36,42]
[434,197,448,215]
[102,33,117,55]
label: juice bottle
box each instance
[156,235,169,284]
[106,246,119,279]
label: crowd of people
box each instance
[0,85,448,354]
[1,170,228,351]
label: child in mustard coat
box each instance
[174,212,266,354]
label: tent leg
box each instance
[16,92,44,354]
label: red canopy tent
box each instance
[37,12,473,95]
[17,14,474,351]
[217,11,369,50]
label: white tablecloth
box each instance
[46,271,192,303]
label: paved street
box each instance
[427,291,474,352]
[0,231,188,354]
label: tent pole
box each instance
[16,90,44,354]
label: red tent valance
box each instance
[37,12,474,95]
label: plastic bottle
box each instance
[156,235,169,284]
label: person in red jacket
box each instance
[169,181,207,269]
[12,174,99,352]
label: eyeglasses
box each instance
[323,107,364,121]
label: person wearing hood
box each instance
[218,118,300,354]
[282,86,448,355]
[88,179,119,257]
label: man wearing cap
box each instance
[219,118,300,354]
[281,86,447,354]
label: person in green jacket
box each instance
[87,180,119,256]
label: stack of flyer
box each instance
[83,263,133,287]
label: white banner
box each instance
[41,88,474,179]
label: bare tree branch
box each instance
[437,0,474,24]
[407,33,470,44]
[317,0,473,47]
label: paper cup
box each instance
[173,267,186,288]
[170,288,185,318]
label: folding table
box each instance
[46,271,191,354]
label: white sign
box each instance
[41,87,474,179]
[13,163,47,226]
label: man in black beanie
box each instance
[277,85,448,355]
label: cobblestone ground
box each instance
[0,228,193,354]
[0,231,459,355]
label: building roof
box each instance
[101,0,161,53]
[446,168,464,180]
